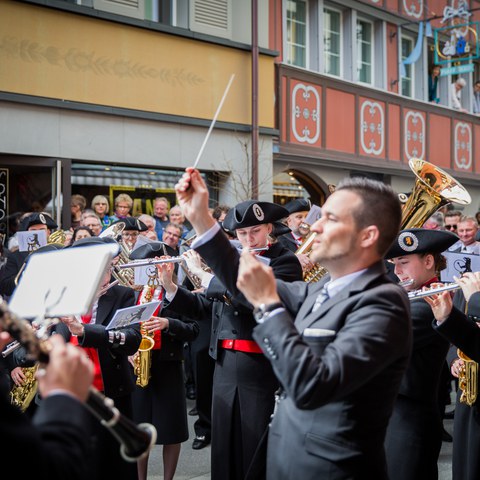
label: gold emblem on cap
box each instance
[398,231,418,252]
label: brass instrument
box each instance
[458,349,478,406]
[99,222,138,289]
[133,285,155,388]
[296,232,328,283]
[0,297,157,461]
[10,365,38,412]
[400,158,471,229]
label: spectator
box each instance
[71,226,94,243]
[450,78,468,113]
[162,223,182,255]
[169,205,189,239]
[474,81,480,115]
[71,194,87,229]
[450,216,480,254]
[428,65,442,104]
[153,197,170,239]
[423,212,444,230]
[81,214,102,237]
[445,210,463,251]
[111,194,133,222]
[91,195,113,231]
[137,214,158,241]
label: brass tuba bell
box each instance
[400,158,471,229]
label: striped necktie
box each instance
[312,286,329,313]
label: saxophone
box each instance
[10,364,39,411]
[458,348,478,406]
[133,285,155,388]
[295,231,328,283]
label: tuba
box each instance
[400,158,471,229]
[133,285,155,388]
[400,159,476,406]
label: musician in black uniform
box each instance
[127,243,199,480]
[60,237,142,480]
[384,228,459,480]
[158,199,303,479]
[277,198,310,252]
[426,271,480,480]
[0,212,58,298]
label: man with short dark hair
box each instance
[175,169,411,479]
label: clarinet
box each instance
[0,297,157,462]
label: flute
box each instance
[119,257,184,269]
[408,283,460,300]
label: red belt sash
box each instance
[219,339,263,354]
[71,314,104,392]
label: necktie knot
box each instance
[312,286,329,313]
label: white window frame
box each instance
[284,0,309,69]
[323,6,343,78]
[401,35,415,98]
[356,17,374,85]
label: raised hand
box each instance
[156,256,177,295]
[454,272,480,302]
[175,167,215,235]
[424,286,453,324]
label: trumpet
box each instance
[407,282,460,300]
[0,297,157,462]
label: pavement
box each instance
[147,399,455,480]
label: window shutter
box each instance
[93,0,144,19]
[190,0,232,39]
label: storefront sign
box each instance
[440,63,475,76]
[0,169,8,243]
[109,185,176,217]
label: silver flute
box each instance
[408,283,460,300]
[119,257,184,269]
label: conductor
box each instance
[175,167,412,479]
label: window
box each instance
[324,8,342,77]
[401,37,414,97]
[356,19,373,84]
[286,0,308,68]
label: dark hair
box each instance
[445,210,462,219]
[212,205,230,221]
[336,177,402,256]
[420,252,447,275]
[71,226,94,243]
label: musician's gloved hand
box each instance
[175,167,216,236]
[237,249,281,308]
[36,334,93,403]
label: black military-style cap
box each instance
[386,228,459,259]
[70,236,121,256]
[283,198,311,215]
[129,241,177,260]
[112,217,148,232]
[272,221,292,237]
[20,213,58,231]
[222,201,289,231]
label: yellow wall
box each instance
[0,0,274,128]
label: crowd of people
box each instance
[2,173,480,480]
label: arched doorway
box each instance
[273,168,331,206]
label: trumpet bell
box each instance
[401,158,471,229]
[100,221,126,240]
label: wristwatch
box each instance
[253,301,284,324]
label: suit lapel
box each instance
[295,262,387,332]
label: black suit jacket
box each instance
[252,262,411,479]
[0,250,28,297]
[75,285,141,399]
[1,392,91,479]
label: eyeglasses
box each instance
[445,224,457,230]
[95,203,107,206]
[122,231,139,238]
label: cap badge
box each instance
[39,213,46,224]
[252,204,264,221]
[136,220,141,230]
[398,232,419,252]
